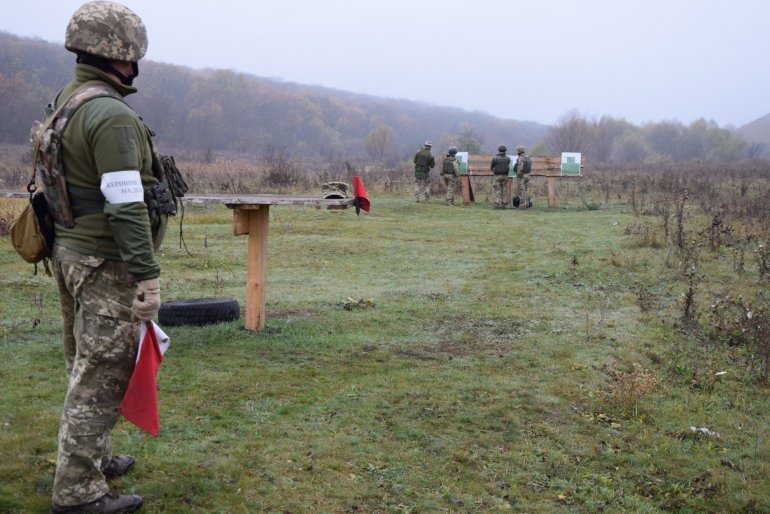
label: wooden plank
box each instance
[0,191,356,207]
[245,206,270,331]
[466,155,584,177]
[186,194,354,208]
[547,177,557,208]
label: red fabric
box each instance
[353,176,370,212]
[120,323,163,436]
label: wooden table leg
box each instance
[547,177,556,208]
[232,205,270,330]
[460,175,471,205]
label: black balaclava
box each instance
[76,53,139,86]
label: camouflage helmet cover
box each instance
[498,144,507,152]
[448,146,458,155]
[516,145,526,154]
[65,1,148,62]
[321,181,349,199]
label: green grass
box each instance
[1,196,769,513]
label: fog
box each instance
[2,0,768,127]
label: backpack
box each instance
[515,155,532,175]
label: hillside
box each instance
[736,113,770,150]
[0,31,547,161]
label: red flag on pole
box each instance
[120,321,170,437]
[353,176,370,214]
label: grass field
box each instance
[1,192,769,513]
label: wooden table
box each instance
[183,194,354,330]
[2,191,354,331]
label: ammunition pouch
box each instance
[145,181,177,216]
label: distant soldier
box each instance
[441,146,460,205]
[514,145,532,209]
[413,140,435,202]
[490,144,511,209]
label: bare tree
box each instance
[364,125,396,164]
[457,125,483,154]
[546,110,592,155]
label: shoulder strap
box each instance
[31,81,123,180]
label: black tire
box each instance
[158,298,240,326]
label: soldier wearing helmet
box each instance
[490,145,512,208]
[440,146,460,206]
[413,140,435,202]
[513,145,533,209]
[48,2,166,512]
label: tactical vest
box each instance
[442,156,456,175]
[32,81,124,228]
[492,154,511,175]
[31,82,186,228]
[414,149,432,171]
[514,155,532,174]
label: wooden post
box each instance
[460,175,471,205]
[237,205,270,331]
[546,177,557,208]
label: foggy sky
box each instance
[2,0,768,128]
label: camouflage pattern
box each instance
[514,151,531,209]
[442,174,458,205]
[33,82,122,228]
[414,177,430,202]
[515,174,530,208]
[516,145,526,154]
[51,244,139,506]
[492,175,509,208]
[321,181,349,198]
[441,155,459,205]
[65,1,148,61]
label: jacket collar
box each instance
[74,64,138,97]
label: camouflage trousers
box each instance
[414,176,430,202]
[442,174,457,205]
[492,175,509,208]
[51,244,139,506]
[515,174,530,208]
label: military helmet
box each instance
[424,140,433,147]
[498,145,507,153]
[516,145,526,154]
[65,1,148,62]
[321,181,349,199]
[448,146,458,155]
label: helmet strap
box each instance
[76,53,139,86]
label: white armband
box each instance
[100,170,144,204]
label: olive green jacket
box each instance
[53,64,166,280]
[413,148,435,178]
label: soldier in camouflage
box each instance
[413,140,435,202]
[490,145,511,209]
[47,2,166,513]
[514,145,532,209]
[441,146,459,205]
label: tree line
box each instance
[0,32,763,165]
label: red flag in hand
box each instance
[353,176,370,214]
[120,321,169,437]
